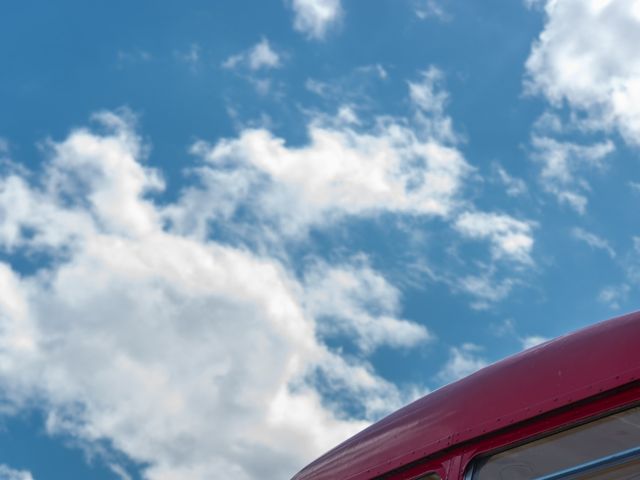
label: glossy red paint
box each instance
[291,311,640,480]
[383,382,640,480]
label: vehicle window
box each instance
[417,475,441,480]
[471,405,640,479]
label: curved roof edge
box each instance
[293,311,640,480]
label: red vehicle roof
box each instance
[292,311,640,480]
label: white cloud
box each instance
[116,49,152,68]
[248,39,281,70]
[0,112,424,480]
[571,227,616,258]
[531,136,614,184]
[335,105,359,125]
[108,464,133,480]
[437,343,488,383]
[530,136,614,213]
[409,68,447,113]
[521,335,550,349]
[222,38,281,71]
[524,0,546,10]
[454,211,536,265]
[491,319,550,350]
[457,272,516,310]
[526,0,640,145]
[173,69,539,309]
[356,63,388,80]
[408,67,457,142]
[288,0,343,40]
[0,465,34,480]
[624,236,640,287]
[305,78,330,96]
[171,82,471,240]
[305,65,387,102]
[304,261,432,352]
[493,163,528,197]
[598,284,630,309]
[532,111,565,134]
[415,0,449,20]
[0,64,543,476]
[490,318,516,337]
[175,43,201,68]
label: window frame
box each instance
[461,384,640,480]
[534,445,640,479]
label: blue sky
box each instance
[0,0,639,479]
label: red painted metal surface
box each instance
[380,381,640,480]
[291,311,640,480]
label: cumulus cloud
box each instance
[529,136,614,213]
[437,343,488,383]
[222,38,282,71]
[288,0,343,40]
[169,69,536,302]
[0,67,543,477]
[0,112,428,480]
[0,465,34,480]
[454,211,536,265]
[571,227,616,258]
[169,82,472,241]
[303,261,432,352]
[526,0,640,145]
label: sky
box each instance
[0,0,639,479]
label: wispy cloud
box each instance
[491,318,550,350]
[492,162,528,197]
[598,284,630,309]
[177,73,472,240]
[454,211,536,265]
[409,67,448,113]
[304,64,389,104]
[530,136,615,214]
[116,48,152,68]
[288,0,343,40]
[521,335,550,349]
[0,465,34,480]
[304,260,432,352]
[174,43,201,69]
[571,227,616,258]
[222,38,282,71]
[415,0,450,21]
[437,343,488,383]
[457,272,516,310]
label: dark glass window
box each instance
[471,406,640,479]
